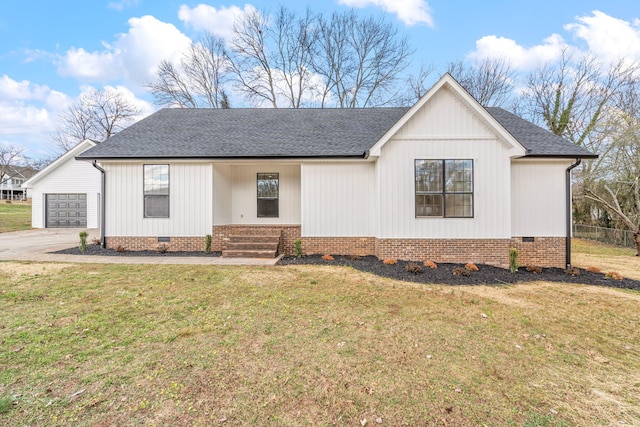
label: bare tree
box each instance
[585,80,640,254]
[313,10,412,107]
[0,144,26,186]
[446,57,515,107]
[52,87,141,152]
[228,7,318,108]
[400,63,436,106]
[148,33,231,108]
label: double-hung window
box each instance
[257,173,279,217]
[415,159,473,218]
[144,164,170,218]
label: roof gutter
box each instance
[91,161,106,248]
[565,158,582,268]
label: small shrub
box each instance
[5,200,11,204]
[564,266,581,276]
[91,237,101,245]
[452,267,470,276]
[509,248,518,273]
[526,265,543,274]
[464,263,479,272]
[423,260,437,269]
[205,234,212,253]
[321,254,334,261]
[383,259,397,265]
[115,245,126,253]
[606,271,623,280]
[156,244,169,254]
[79,231,88,252]
[406,262,422,275]
[294,238,303,258]
[349,254,361,261]
[586,266,601,273]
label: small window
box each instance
[144,164,169,218]
[257,173,279,217]
[415,159,473,218]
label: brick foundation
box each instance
[106,236,207,252]
[375,238,511,267]
[106,231,567,268]
[301,236,567,268]
[510,237,566,268]
[302,237,376,256]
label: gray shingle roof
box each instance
[78,108,410,159]
[78,106,596,160]
[486,107,597,158]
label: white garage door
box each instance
[46,194,87,228]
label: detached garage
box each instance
[22,140,101,229]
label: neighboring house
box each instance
[22,140,101,228]
[77,74,596,268]
[0,165,36,200]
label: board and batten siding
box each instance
[511,159,572,237]
[228,164,301,225]
[30,158,101,228]
[301,162,375,237]
[104,162,212,236]
[375,86,513,239]
[213,164,232,225]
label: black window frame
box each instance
[143,164,170,219]
[257,172,279,218]
[415,159,474,218]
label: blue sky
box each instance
[1,0,639,158]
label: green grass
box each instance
[1,262,639,426]
[572,238,636,257]
[0,201,31,233]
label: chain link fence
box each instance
[573,224,636,248]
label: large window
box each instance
[415,159,473,218]
[144,164,169,218]
[257,173,279,217]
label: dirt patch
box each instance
[0,262,73,279]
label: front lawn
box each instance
[1,262,638,426]
[0,201,31,233]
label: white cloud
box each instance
[58,15,192,86]
[468,11,640,72]
[0,75,154,158]
[469,34,568,71]
[565,10,640,64]
[178,4,257,40]
[337,0,433,27]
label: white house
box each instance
[77,74,596,268]
[1,165,35,200]
[22,140,101,229]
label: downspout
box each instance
[565,158,582,268]
[92,161,106,248]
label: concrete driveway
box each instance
[0,228,279,265]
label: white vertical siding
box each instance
[377,138,512,238]
[105,162,212,236]
[213,164,232,225]
[376,87,513,239]
[301,162,375,236]
[395,87,495,139]
[511,160,571,236]
[230,164,301,224]
[30,159,101,228]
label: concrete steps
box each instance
[222,233,281,258]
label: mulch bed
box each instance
[55,245,221,257]
[54,246,640,290]
[279,255,640,290]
